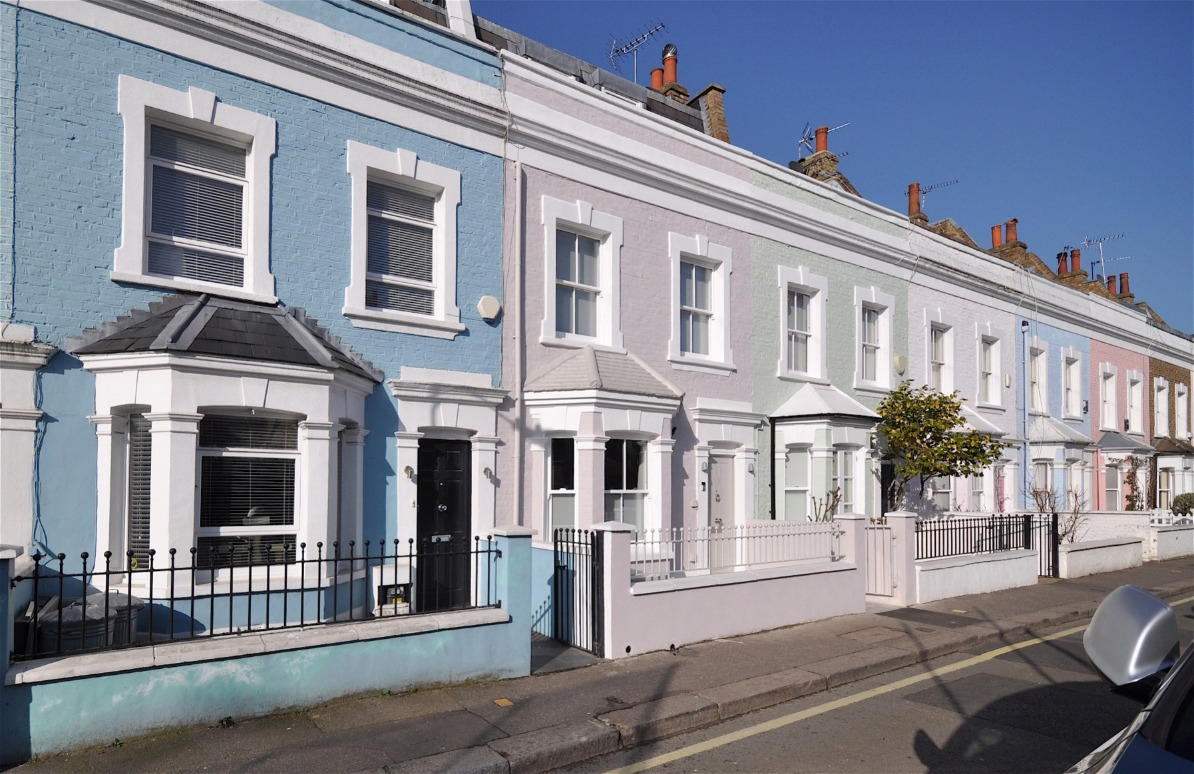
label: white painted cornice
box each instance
[21,0,507,154]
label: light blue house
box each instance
[0,0,534,761]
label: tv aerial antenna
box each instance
[798,122,850,158]
[608,20,666,85]
[1081,233,1127,280]
[918,179,958,207]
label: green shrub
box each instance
[1173,493,1194,518]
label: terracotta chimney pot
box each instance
[1119,272,1130,295]
[1106,275,1117,294]
[1070,248,1082,273]
[908,183,921,217]
[1005,218,1019,244]
[991,225,1004,249]
[650,67,664,90]
[662,43,678,84]
[1057,252,1069,274]
[815,126,829,153]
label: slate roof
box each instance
[67,294,382,383]
[524,346,682,399]
[1094,430,1155,455]
[771,382,878,420]
[1027,415,1093,445]
[1155,436,1194,455]
[961,405,1005,436]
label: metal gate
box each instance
[1031,513,1060,578]
[552,528,604,657]
[865,524,896,597]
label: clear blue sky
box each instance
[473,0,1193,334]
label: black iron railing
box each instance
[916,513,1058,575]
[10,537,501,662]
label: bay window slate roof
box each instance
[67,293,382,383]
[1153,437,1194,455]
[525,346,682,399]
[1095,430,1155,455]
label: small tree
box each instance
[810,487,842,522]
[877,381,1007,511]
[1124,455,1149,511]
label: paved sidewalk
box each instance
[13,559,1194,774]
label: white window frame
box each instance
[668,233,733,371]
[854,287,894,391]
[783,446,810,521]
[541,196,623,349]
[604,437,647,533]
[1154,377,1170,438]
[977,331,1003,408]
[930,474,953,512]
[344,140,463,338]
[1028,343,1047,414]
[1104,463,1121,510]
[1100,364,1118,430]
[1062,350,1082,419]
[1177,384,1189,440]
[1127,371,1144,434]
[969,472,985,512]
[1157,466,1173,511]
[834,447,857,514]
[777,266,828,382]
[114,75,277,302]
[548,436,576,532]
[924,311,954,394]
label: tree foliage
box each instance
[877,381,1007,509]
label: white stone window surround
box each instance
[667,233,734,373]
[1154,376,1170,438]
[389,367,506,545]
[114,75,277,303]
[344,141,464,338]
[84,352,373,576]
[1100,363,1118,431]
[923,308,956,394]
[1127,370,1144,435]
[1061,347,1082,420]
[776,266,828,383]
[1027,337,1048,415]
[853,286,894,393]
[975,323,1005,409]
[525,392,676,542]
[540,196,624,350]
[1176,383,1189,440]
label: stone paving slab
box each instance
[696,667,827,720]
[486,719,618,774]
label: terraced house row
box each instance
[0,0,1190,760]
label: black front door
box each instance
[416,439,471,612]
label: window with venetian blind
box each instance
[365,181,437,316]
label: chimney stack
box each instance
[815,126,829,153]
[1056,252,1069,274]
[1070,248,1082,273]
[1118,272,1131,297]
[1005,218,1019,244]
[991,224,1004,249]
[650,67,664,90]
[1106,275,1118,295]
[908,183,921,217]
[662,43,678,84]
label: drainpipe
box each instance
[1021,319,1030,509]
[769,417,777,519]
[512,160,525,528]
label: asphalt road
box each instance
[565,595,1194,774]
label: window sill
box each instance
[344,306,464,339]
[111,270,277,305]
[854,382,892,397]
[975,402,1005,413]
[778,373,829,386]
[667,355,736,375]
[538,335,626,354]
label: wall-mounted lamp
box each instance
[893,355,907,375]
[483,467,493,481]
[747,462,755,474]
[1021,320,1030,331]
[700,460,709,473]
[1082,400,1089,415]
[404,465,415,480]
[1004,374,1012,389]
